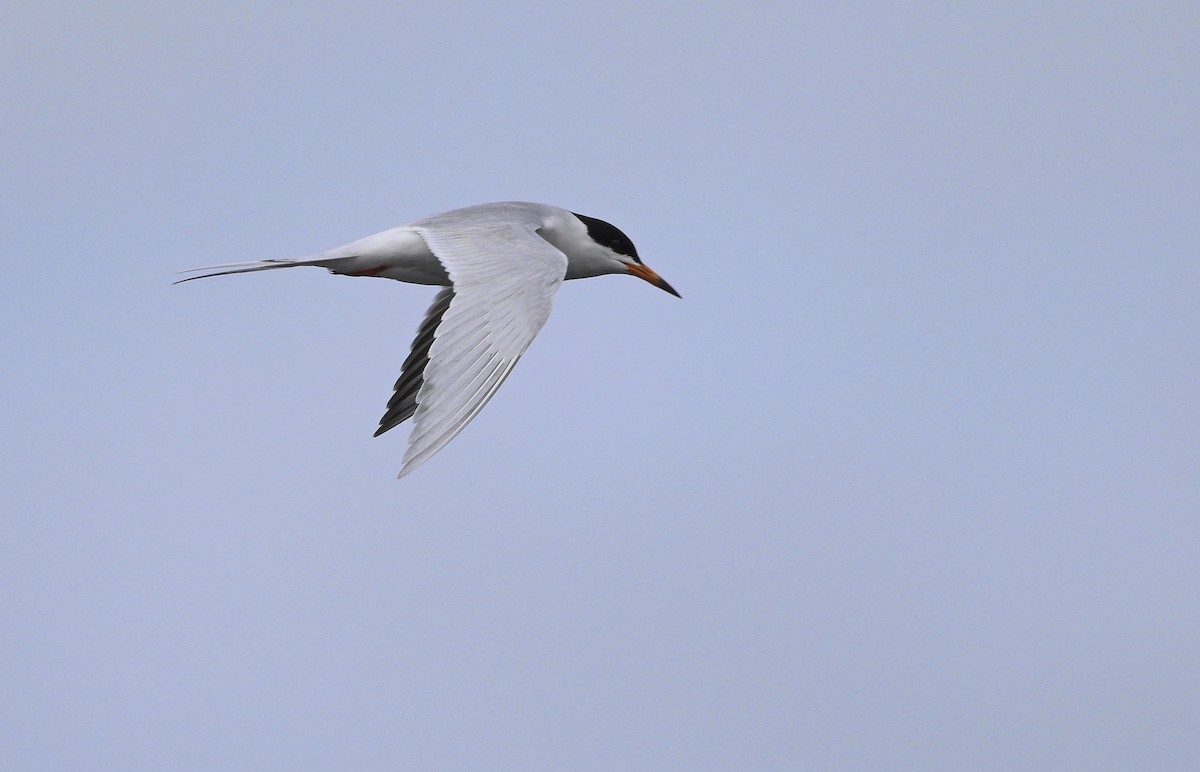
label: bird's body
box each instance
[177,201,679,478]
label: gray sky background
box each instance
[3,2,1198,769]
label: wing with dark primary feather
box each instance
[374,287,455,437]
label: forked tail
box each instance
[173,257,332,285]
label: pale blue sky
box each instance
[3,2,1198,769]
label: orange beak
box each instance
[626,262,682,298]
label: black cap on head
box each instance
[573,212,642,264]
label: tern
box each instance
[177,201,680,478]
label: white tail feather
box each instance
[172,258,332,285]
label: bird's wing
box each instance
[374,287,454,438]
[383,218,568,478]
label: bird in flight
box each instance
[177,201,680,477]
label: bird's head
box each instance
[570,212,682,298]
